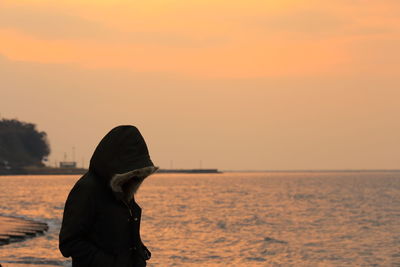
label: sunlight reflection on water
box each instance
[0,172,399,266]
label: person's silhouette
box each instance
[59,125,158,267]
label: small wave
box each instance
[242,214,266,225]
[339,235,353,240]
[216,221,227,229]
[293,193,315,200]
[261,249,276,256]
[246,257,266,262]
[169,255,190,261]
[264,237,287,244]
[361,219,383,226]
[213,237,226,243]
[304,242,323,247]
[205,255,221,259]
[2,258,66,266]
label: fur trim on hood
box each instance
[110,166,159,196]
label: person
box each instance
[59,125,158,267]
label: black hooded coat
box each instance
[59,126,157,267]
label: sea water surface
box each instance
[0,172,399,267]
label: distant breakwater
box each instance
[157,168,221,174]
[0,215,48,246]
[0,168,221,175]
[0,167,87,175]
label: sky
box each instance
[1,0,399,170]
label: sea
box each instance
[0,172,399,267]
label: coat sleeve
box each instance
[59,182,125,267]
[141,243,152,260]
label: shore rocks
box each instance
[0,216,48,246]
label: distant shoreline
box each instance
[0,167,88,176]
[1,168,399,176]
[0,168,222,175]
[223,169,400,173]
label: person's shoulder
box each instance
[75,172,96,186]
[65,172,103,207]
[71,172,103,195]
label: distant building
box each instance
[59,161,77,168]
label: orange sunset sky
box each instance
[1,0,399,170]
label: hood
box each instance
[89,125,158,189]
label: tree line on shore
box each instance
[0,118,50,170]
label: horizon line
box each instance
[220,169,400,173]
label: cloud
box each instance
[250,3,399,40]
[258,10,346,36]
[0,1,399,78]
[0,6,106,40]
[0,5,228,47]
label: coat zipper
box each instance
[122,200,133,217]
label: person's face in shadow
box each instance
[122,176,145,200]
